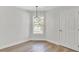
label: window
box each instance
[33,16,44,34]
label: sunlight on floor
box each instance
[31,44,47,52]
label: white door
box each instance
[58,11,75,49]
[58,13,66,45]
[73,10,79,51]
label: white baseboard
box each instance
[46,40,61,45]
[47,39,77,51]
[0,38,29,50]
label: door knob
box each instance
[78,45,79,48]
[78,29,79,31]
[59,29,62,32]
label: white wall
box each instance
[46,8,60,44]
[0,7,30,49]
[46,7,79,51]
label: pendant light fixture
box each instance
[35,6,38,17]
[33,6,44,34]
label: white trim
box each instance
[47,40,77,51]
[0,38,29,50]
[46,40,61,45]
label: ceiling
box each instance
[17,6,56,11]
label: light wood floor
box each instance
[0,40,76,52]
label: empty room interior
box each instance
[0,6,79,52]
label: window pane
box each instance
[33,16,44,34]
